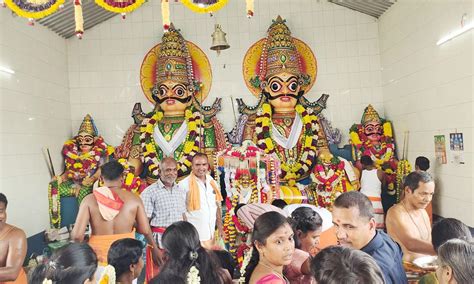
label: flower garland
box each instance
[395,160,411,202]
[117,158,146,195]
[238,246,253,283]
[95,0,146,14]
[62,136,107,182]
[245,0,254,17]
[4,0,64,20]
[310,157,347,208]
[187,266,201,284]
[161,0,170,30]
[180,0,229,14]
[255,103,319,186]
[140,109,201,179]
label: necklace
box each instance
[401,201,430,240]
[259,261,289,283]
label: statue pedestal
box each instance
[60,196,79,228]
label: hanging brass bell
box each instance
[210,24,230,54]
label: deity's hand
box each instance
[82,176,94,187]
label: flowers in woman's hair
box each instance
[187,266,201,284]
[98,265,116,284]
[42,279,52,284]
[189,250,199,261]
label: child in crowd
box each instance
[285,207,323,283]
[243,211,295,284]
[29,243,97,284]
[311,245,384,284]
[151,221,231,284]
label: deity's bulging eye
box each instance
[174,86,186,97]
[270,81,282,92]
[159,86,168,97]
[288,81,298,92]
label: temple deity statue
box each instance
[350,104,398,194]
[229,16,330,202]
[309,149,359,208]
[124,24,227,184]
[48,114,111,228]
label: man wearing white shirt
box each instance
[179,153,223,249]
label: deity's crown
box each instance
[256,16,309,85]
[361,104,381,125]
[78,114,98,136]
[153,23,198,92]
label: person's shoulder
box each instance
[6,224,26,240]
[82,194,96,205]
[386,203,402,218]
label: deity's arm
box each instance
[0,228,26,282]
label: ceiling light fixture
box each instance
[437,21,473,46]
[0,66,15,74]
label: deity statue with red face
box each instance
[350,104,398,194]
[48,114,110,228]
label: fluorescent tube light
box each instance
[0,66,15,74]
[437,21,474,45]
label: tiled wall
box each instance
[67,0,384,147]
[0,10,71,235]
[379,0,473,225]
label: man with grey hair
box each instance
[141,157,187,248]
[436,239,474,284]
[386,171,436,262]
[332,191,407,284]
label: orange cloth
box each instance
[310,226,338,255]
[146,246,162,283]
[1,268,27,284]
[88,231,135,264]
[93,187,124,221]
[187,173,223,211]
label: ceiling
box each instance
[328,0,396,18]
[36,0,395,39]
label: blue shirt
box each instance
[361,230,408,284]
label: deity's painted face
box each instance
[240,174,251,187]
[77,133,95,152]
[155,80,192,116]
[318,150,333,166]
[363,121,383,144]
[263,72,303,112]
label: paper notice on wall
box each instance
[449,132,465,164]
[434,135,447,164]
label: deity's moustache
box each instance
[262,90,305,101]
[152,95,192,104]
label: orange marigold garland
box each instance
[62,137,107,182]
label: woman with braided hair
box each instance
[150,221,231,284]
[29,243,97,284]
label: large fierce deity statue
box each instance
[48,115,110,228]
[350,104,398,194]
[230,16,329,202]
[126,24,227,184]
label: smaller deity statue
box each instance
[309,149,359,208]
[350,105,398,194]
[48,114,111,228]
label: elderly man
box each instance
[386,171,436,262]
[179,153,223,249]
[0,193,27,283]
[71,161,161,266]
[141,157,187,247]
[332,191,407,284]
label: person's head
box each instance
[159,157,178,186]
[436,239,474,284]
[107,238,144,281]
[271,199,288,209]
[159,221,222,283]
[30,243,97,284]
[432,218,472,253]
[0,193,7,230]
[332,191,376,249]
[403,171,435,209]
[290,207,323,252]
[360,155,374,169]
[191,153,209,179]
[311,245,384,284]
[100,160,124,185]
[245,211,294,282]
[415,156,430,171]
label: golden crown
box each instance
[361,104,381,125]
[78,114,97,136]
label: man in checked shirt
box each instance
[141,157,187,250]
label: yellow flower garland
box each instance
[255,103,319,185]
[180,0,229,14]
[5,0,65,19]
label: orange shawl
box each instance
[88,231,135,264]
[187,173,223,211]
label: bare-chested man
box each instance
[386,171,436,262]
[0,193,27,283]
[71,161,161,266]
